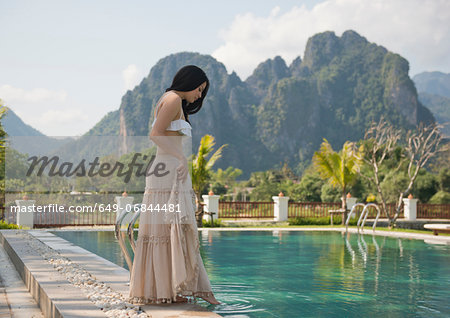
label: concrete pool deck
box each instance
[0,229,222,318]
[0,225,448,318]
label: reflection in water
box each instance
[342,234,386,296]
[372,235,381,294]
[344,233,356,267]
[312,232,449,317]
[357,234,368,266]
[398,238,404,258]
[201,229,209,241]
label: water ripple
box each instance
[200,283,266,316]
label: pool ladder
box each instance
[345,203,381,233]
[114,208,141,271]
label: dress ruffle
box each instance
[128,153,213,304]
[128,291,216,305]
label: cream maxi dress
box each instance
[129,92,214,304]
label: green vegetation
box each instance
[84,110,120,136]
[214,152,447,207]
[418,93,450,137]
[288,216,358,226]
[313,139,362,223]
[202,218,224,228]
[190,135,227,225]
[0,220,20,229]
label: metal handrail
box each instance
[345,203,365,231]
[127,210,141,253]
[346,203,381,232]
[360,203,381,232]
[114,209,134,271]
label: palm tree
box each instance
[313,139,362,224]
[190,135,227,226]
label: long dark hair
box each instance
[165,65,209,124]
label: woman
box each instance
[129,65,220,305]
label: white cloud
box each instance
[122,64,143,91]
[37,109,89,125]
[0,84,97,136]
[212,0,450,79]
[0,84,67,104]
[18,109,90,136]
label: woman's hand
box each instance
[176,157,189,182]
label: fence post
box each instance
[345,193,358,219]
[272,192,289,221]
[403,195,418,221]
[15,198,36,228]
[115,191,134,225]
[202,192,220,222]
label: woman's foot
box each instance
[174,295,188,303]
[200,294,221,305]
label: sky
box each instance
[1,0,449,136]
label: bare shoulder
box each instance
[162,92,182,109]
[164,91,182,103]
[155,92,183,121]
[158,92,181,112]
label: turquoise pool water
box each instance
[51,230,450,317]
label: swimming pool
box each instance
[51,230,450,317]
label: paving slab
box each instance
[0,230,107,318]
[0,274,12,318]
[0,241,43,318]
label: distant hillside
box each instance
[84,110,120,136]
[417,92,450,137]
[75,30,435,178]
[3,107,44,136]
[413,71,450,98]
[2,108,74,156]
[413,72,450,137]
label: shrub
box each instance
[429,191,450,204]
[202,218,224,227]
[0,220,20,229]
[288,216,358,226]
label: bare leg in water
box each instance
[200,294,220,305]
